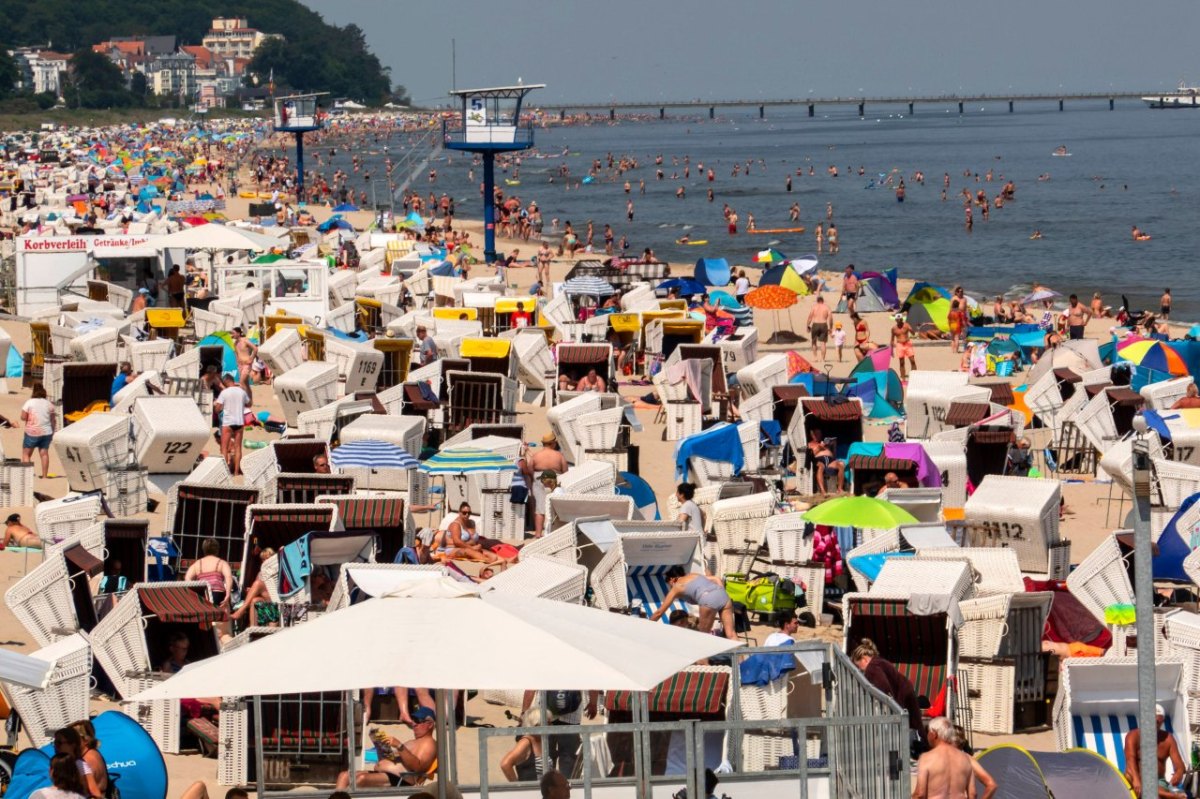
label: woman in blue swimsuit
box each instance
[649,566,739,641]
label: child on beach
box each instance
[833,322,846,362]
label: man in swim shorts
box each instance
[890,314,917,380]
[1065,294,1090,341]
[807,296,831,362]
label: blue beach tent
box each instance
[694,258,731,287]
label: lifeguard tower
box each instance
[272,92,327,197]
[443,84,543,263]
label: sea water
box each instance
[329,101,1200,317]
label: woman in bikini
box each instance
[435,503,506,565]
[185,538,233,611]
[851,312,871,361]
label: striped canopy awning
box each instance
[805,399,861,422]
[983,382,1014,406]
[139,585,225,623]
[1107,388,1144,408]
[557,344,611,365]
[176,484,260,504]
[563,276,617,297]
[970,429,1015,445]
[321,497,406,529]
[248,508,335,525]
[846,454,917,473]
[945,402,990,427]
[420,448,517,475]
[606,669,729,714]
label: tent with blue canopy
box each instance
[694,258,731,287]
[7,345,22,379]
[7,710,168,799]
[197,333,238,375]
[617,471,660,520]
[1169,340,1200,378]
[846,369,904,418]
[333,203,360,212]
[428,260,456,277]
[658,278,707,297]
[317,215,355,232]
[860,270,900,309]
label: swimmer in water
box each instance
[1030,229,1042,240]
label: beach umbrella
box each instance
[752,248,788,264]
[563,276,616,297]
[657,277,706,296]
[759,263,811,293]
[743,285,797,310]
[153,224,280,252]
[419,448,516,475]
[1022,288,1061,305]
[1117,338,1189,376]
[129,577,741,700]
[745,285,801,344]
[616,471,660,521]
[330,440,418,470]
[802,496,919,529]
[786,351,817,377]
[787,255,820,275]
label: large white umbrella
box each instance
[131,578,740,700]
[153,224,283,252]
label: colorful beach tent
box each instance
[658,278,707,297]
[974,745,1132,799]
[9,711,168,799]
[861,270,900,309]
[835,272,894,313]
[845,442,942,487]
[197,333,238,374]
[694,258,731,287]
[903,282,953,331]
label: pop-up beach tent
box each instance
[974,744,1132,799]
[694,257,731,287]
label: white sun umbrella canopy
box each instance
[153,223,283,252]
[131,578,741,700]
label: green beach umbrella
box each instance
[801,496,919,529]
[419,448,516,475]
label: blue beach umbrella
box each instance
[330,440,418,470]
[707,289,743,309]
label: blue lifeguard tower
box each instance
[443,83,543,263]
[272,92,327,197]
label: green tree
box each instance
[0,47,18,99]
[65,47,131,108]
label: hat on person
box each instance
[138,287,149,294]
[1156,703,1166,717]
[835,322,843,329]
[540,470,558,482]
[410,706,435,723]
[541,433,557,445]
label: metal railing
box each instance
[829,645,911,799]
[441,121,535,147]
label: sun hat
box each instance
[541,433,557,445]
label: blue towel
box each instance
[278,534,311,599]
[1142,410,1175,443]
[739,650,797,686]
[675,422,745,480]
[760,420,782,446]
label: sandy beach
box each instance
[0,169,1131,796]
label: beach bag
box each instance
[490,543,520,560]
[724,574,797,615]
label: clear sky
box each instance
[301,0,1198,105]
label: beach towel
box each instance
[667,358,705,403]
[738,651,796,686]
[278,534,311,599]
[1038,583,1112,649]
[759,420,781,446]
[674,422,745,480]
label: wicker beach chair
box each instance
[1066,533,1132,624]
[1052,656,1191,781]
[961,475,1064,576]
[709,491,775,577]
[1141,376,1194,411]
[590,530,705,619]
[761,513,827,623]
[546,493,635,531]
[325,562,447,612]
[485,553,589,604]
[0,633,92,748]
[735,353,788,398]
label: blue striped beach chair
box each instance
[1071,712,1176,777]
[627,564,688,623]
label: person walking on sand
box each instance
[852,312,871,361]
[807,296,831,362]
[841,265,859,314]
[890,314,916,380]
[215,374,251,477]
[913,717,997,799]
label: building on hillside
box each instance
[148,52,196,99]
[111,35,175,56]
[11,48,70,97]
[202,17,283,61]
[92,41,150,78]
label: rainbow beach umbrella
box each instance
[419,448,516,475]
[752,248,788,264]
[1116,337,1188,376]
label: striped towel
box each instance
[627,564,687,623]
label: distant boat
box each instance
[1052,146,1071,157]
[1143,84,1200,108]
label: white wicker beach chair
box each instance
[34,493,105,547]
[760,512,826,622]
[590,530,705,618]
[735,353,788,398]
[5,550,82,647]
[1151,457,1200,540]
[904,371,974,440]
[738,670,793,771]
[1066,533,1132,624]
[485,554,589,604]
[961,475,1062,575]
[1163,611,1200,727]
[547,493,635,531]
[0,633,92,748]
[710,492,775,577]
[576,406,627,454]
[1052,656,1190,781]
[738,387,774,424]
[70,326,118,363]
[521,522,579,564]
[546,391,608,463]
[1141,376,1194,411]
[121,336,174,374]
[558,460,618,497]
[914,547,1024,597]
